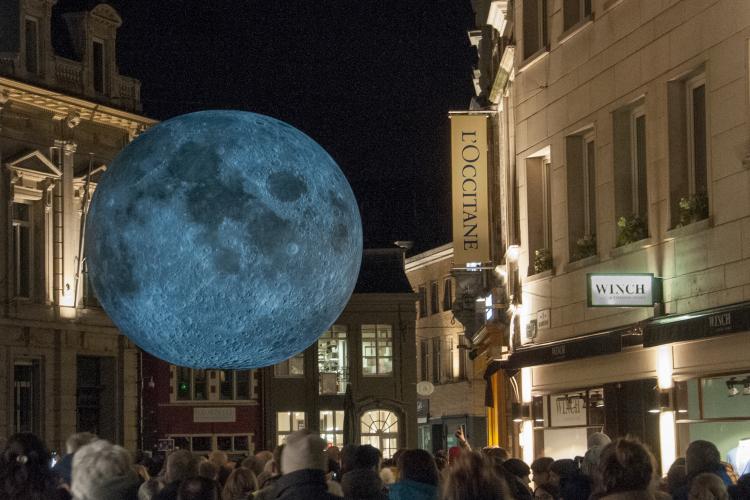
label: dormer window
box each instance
[92,39,105,93]
[25,17,40,75]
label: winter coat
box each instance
[341,468,388,500]
[387,480,438,500]
[274,469,340,500]
[598,491,656,500]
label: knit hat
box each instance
[503,458,531,478]
[280,430,327,474]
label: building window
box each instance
[81,257,100,307]
[458,336,470,380]
[522,0,548,60]
[566,131,597,261]
[443,337,454,382]
[320,410,345,448]
[277,411,306,445]
[431,337,441,384]
[92,39,106,93]
[12,203,32,298]
[526,155,553,274]
[362,324,393,376]
[417,285,427,318]
[430,281,439,314]
[443,278,453,311]
[668,73,708,227]
[218,370,253,400]
[360,410,399,459]
[25,18,39,75]
[275,352,304,377]
[175,367,208,401]
[14,361,41,435]
[563,0,592,32]
[613,100,648,243]
[216,435,250,453]
[419,340,429,382]
[318,326,348,394]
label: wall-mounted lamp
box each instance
[505,245,521,262]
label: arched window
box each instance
[360,409,399,458]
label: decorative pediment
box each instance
[90,4,122,28]
[6,150,62,180]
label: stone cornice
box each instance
[0,76,157,133]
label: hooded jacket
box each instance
[387,479,437,500]
[341,468,388,500]
[273,469,339,500]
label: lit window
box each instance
[12,203,32,298]
[25,18,39,75]
[360,410,399,459]
[361,324,393,376]
[563,0,592,32]
[277,411,306,445]
[320,410,345,448]
[275,352,305,377]
[523,0,548,60]
[318,326,348,394]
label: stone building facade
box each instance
[261,248,417,458]
[0,0,154,452]
[405,244,487,453]
[489,0,750,472]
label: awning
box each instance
[643,301,750,347]
[482,324,643,407]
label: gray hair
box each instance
[166,449,199,483]
[71,440,133,500]
[65,432,98,455]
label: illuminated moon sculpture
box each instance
[86,110,363,369]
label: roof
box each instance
[353,247,414,294]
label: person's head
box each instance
[240,456,264,477]
[166,449,200,483]
[280,429,327,474]
[434,450,448,472]
[65,432,99,455]
[440,451,510,500]
[0,432,56,497]
[448,446,462,465]
[177,477,220,500]
[503,458,531,484]
[482,447,510,467]
[667,459,688,494]
[530,457,554,487]
[549,459,578,487]
[581,445,605,477]
[199,460,220,481]
[133,463,151,481]
[255,450,273,465]
[597,437,655,495]
[340,444,359,475]
[325,445,341,463]
[138,478,164,500]
[352,444,381,471]
[689,472,729,500]
[71,439,136,500]
[686,440,721,476]
[397,449,438,486]
[208,451,229,468]
[588,432,611,449]
[221,467,258,500]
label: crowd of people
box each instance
[1,428,749,500]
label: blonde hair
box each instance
[688,472,729,500]
[221,466,258,500]
[440,451,510,500]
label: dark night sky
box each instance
[63,1,477,253]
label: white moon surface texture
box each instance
[85,110,363,369]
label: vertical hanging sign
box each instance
[451,114,490,266]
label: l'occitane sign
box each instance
[451,114,490,266]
